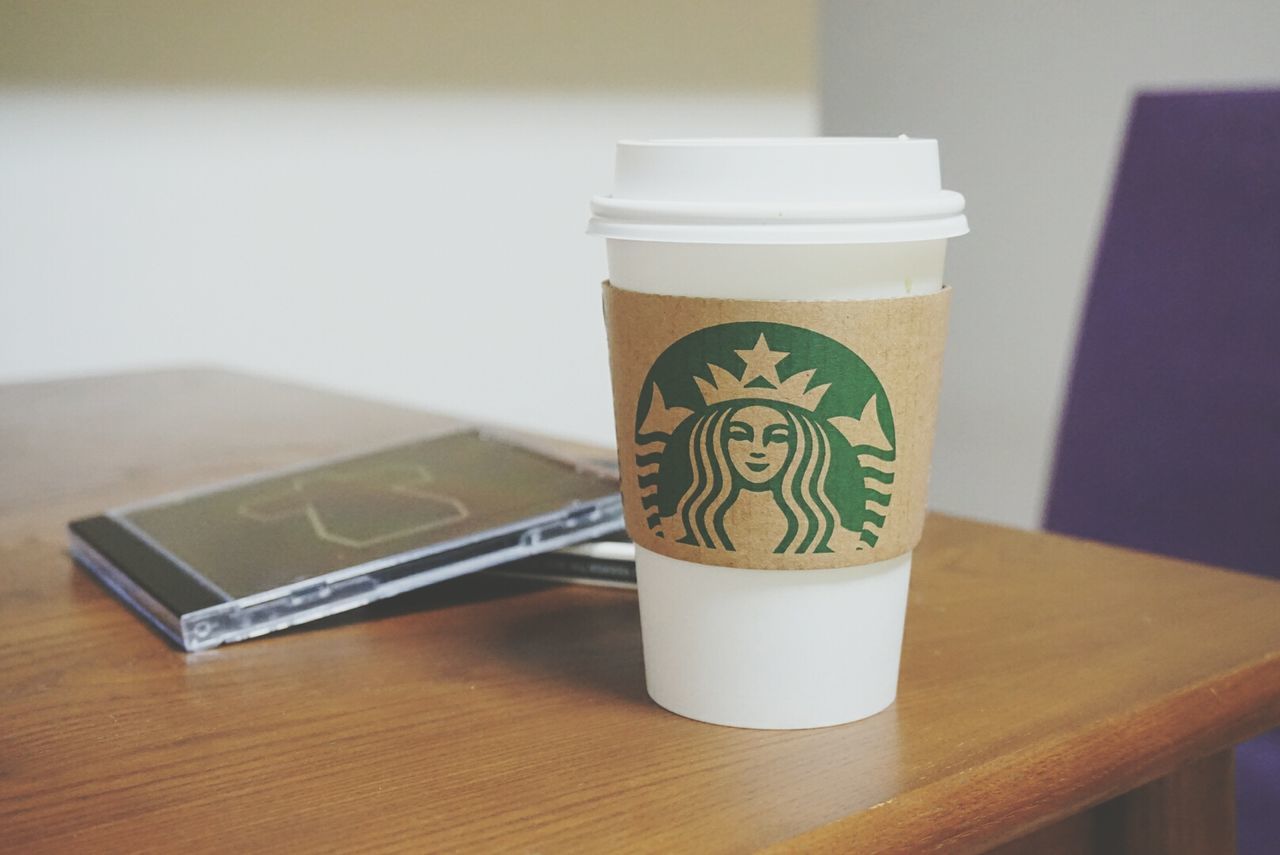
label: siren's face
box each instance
[726,405,793,486]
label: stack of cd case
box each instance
[69,429,626,651]
[491,533,636,589]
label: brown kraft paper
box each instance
[604,282,950,571]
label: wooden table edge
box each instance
[765,646,1280,854]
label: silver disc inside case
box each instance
[69,429,624,651]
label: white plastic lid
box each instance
[588,137,968,244]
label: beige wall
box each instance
[823,0,1280,529]
[0,1,810,91]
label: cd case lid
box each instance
[69,429,624,651]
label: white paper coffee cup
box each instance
[591,138,966,729]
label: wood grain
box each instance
[2,369,1279,853]
[1094,750,1236,854]
[985,751,1236,855]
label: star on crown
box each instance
[694,334,831,412]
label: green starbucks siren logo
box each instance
[634,322,895,554]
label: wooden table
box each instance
[2,369,1278,854]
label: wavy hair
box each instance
[673,402,840,553]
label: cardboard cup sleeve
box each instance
[604,282,951,571]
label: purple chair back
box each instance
[1045,90,1280,854]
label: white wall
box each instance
[0,91,814,446]
[822,0,1280,528]
[0,2,816,447]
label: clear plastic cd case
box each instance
[69,429,625,651]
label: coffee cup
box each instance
[591,138,966,729]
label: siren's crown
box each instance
[694,333,830,412]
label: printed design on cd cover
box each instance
[634,323,895,555]
[238,465,468,549]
